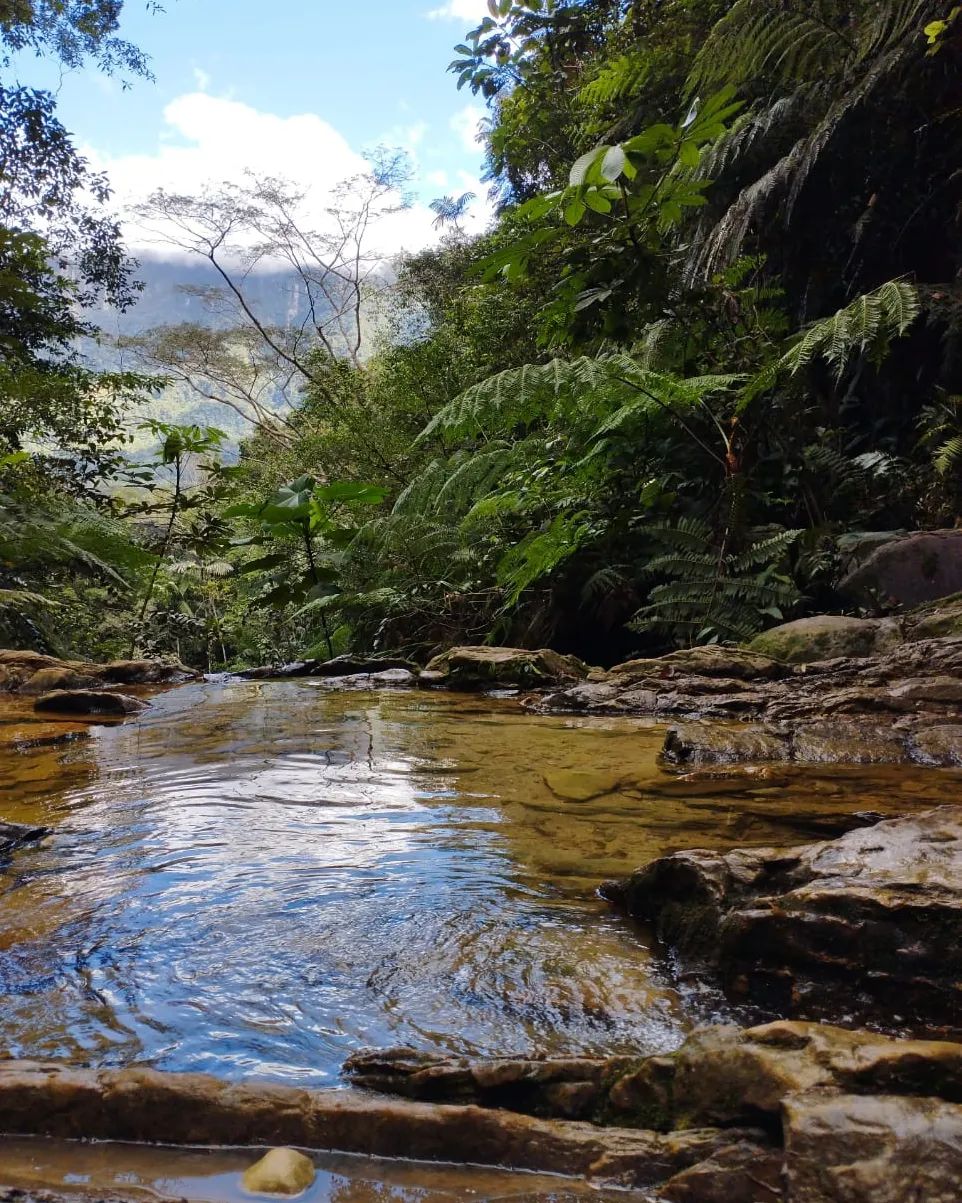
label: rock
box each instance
[33,690,147,718]
[612,646,787,682]
[0,822,47,856]
[0,651,196,694]
[841,529,962,607]
[310,655,418,678]
[0,1059,757,1191]
[663,723,792,765]
[241,1148,316,1196]
[907,724,962,765]
[784,1093,962,1203]
[317,668,416,689]
[659,1141,784,1202]
[17,668,102,695]
[236,661,320,680]
[345,1022,962,1201]
[602,806,962,1033]
[543,770,623,803]
[421,646,588,690]
[788,721,906,764]
[906,593,962,639]
[748,615,902,663]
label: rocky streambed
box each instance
[1,619,962,1200]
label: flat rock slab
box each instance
[0,1060,761,1192]
[602,805,962,1033]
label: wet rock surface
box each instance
[237,655,417,681]
[346,1021,962,1201]
[602,805,962,1034]
[33,690,148,718]
[534,617,962,765]
[0,1059,760,1193]
[0,652,196,696]
[0,822,47,857]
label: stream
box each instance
[0,679,958,1198]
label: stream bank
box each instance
[0,638,961,1199]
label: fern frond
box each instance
[783,280,921,378]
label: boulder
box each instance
[906,593,962,639]
[841,529,962,606]
[421,646,588,690]
[748,615,901,663]
[0,651,196,694]
[33,690,148,718]
[242,1148,316,1196]
[601,806,962,1034]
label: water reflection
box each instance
[0,681,954,1083]
[0,1137,627,1202]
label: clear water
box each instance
[0,679,951,1086]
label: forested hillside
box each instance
[2,0,961,669]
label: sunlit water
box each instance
[0,680,955,1088]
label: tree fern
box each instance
[630,520,801,645]
[783,280,921,378]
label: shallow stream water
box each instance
[0,679,958,1198]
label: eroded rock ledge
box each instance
[0,1059,762,1196]
[602,805,962,1037]
[345,1021,962,1202]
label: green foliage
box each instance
[783,281,922,379]
[631,520,802,643]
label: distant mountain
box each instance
[85,255,328,457]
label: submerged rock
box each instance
[33,690,147,718]
[0,821,47,856]
[602,805,962,1034]
[241,1148,316,1196]
[421,646,588,690]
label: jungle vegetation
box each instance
[2,0,962,668]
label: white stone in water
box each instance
[241,1147,316,1196]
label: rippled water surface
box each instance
[0,679,955,1086]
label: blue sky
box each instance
[29,0,494,253]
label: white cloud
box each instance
[191,66,211,92]
[450,103,485,153]
[426,0,488,20]
[85,92,462,259]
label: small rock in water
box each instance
[242,1147,316,1196]
[543,768,622,802]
